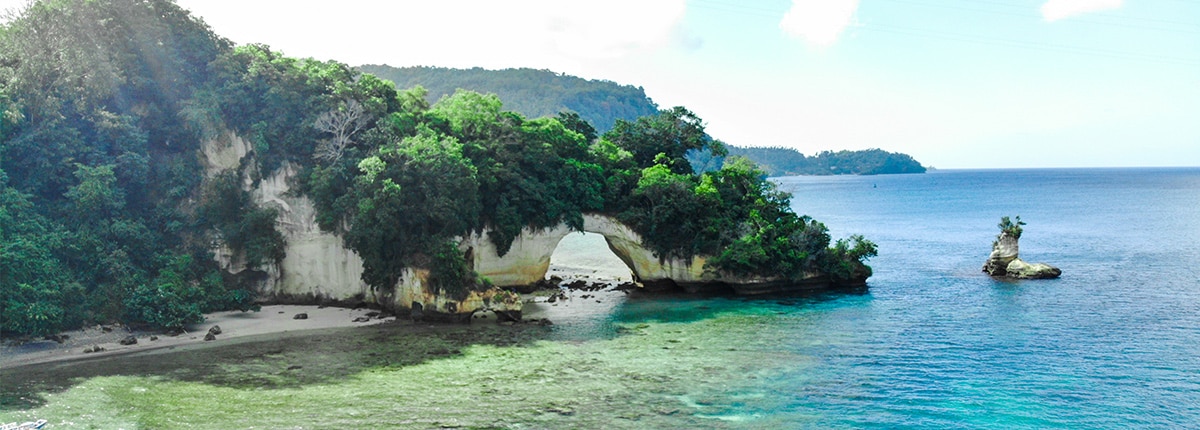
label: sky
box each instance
[4,0,1199,168]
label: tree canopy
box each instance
[1,0,876,337]
[356,65,660,134]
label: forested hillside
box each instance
[1,0,875,337]
[690,147,926,176]
[356,65,659,133]
[360,66,925,177]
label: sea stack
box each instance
[982,216,1061,279]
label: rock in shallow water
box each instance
[983,230,1061,279]
[1006,258,1062,279]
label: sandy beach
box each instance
[0,305,396,369]
[1,232,633,371]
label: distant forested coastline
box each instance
[360,66,925,177]
[689,147,927,177]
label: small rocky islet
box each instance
[982,216,1062,279]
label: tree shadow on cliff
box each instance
[0,321,555,411]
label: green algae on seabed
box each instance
[0,303,825,429]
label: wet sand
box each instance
[0,305,395,369]
[1,231,633,370]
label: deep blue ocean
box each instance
[547,167,1200,428]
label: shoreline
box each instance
[0,304,395,370]
[2,240,635,371]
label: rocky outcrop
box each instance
[1005,259,1062,279]
[200,131,846,320]
[463,213,836,295]
[200,132,522,320]
[983,231,1061,279]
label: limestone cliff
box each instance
[200,132,522,320]
[463,213,833,295]
[200,131,846,320]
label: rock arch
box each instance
[459,213,713,290]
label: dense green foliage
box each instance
[998,216,1025,239]
[690,146,926,176]
[2,0,875,337]
[0,0,265,336]
[356,65,659,134]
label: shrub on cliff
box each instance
[998,215,1025,239]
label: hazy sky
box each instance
[5,0,1199,168]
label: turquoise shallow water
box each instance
[3,168,1198,428]
[540,168,1200,428]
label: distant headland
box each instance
[358,65,926,177]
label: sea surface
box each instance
[4,168,1199,428]
[542,167,1200,428]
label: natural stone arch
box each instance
[460,213,711,289]
[546,231,632,282]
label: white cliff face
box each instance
[200,131,815,314]
[201,132,374,303]
[464,213,711,287]
[200,131,251,177]
[199,132,521,316]
[459,223,577,287]
[581,214,710,285]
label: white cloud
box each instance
[174,0,685,72]
[1040,0,1123,22]
[778,0,859,47]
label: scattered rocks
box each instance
[119,335,138,346]
[204,332,216,341]
[82,345,105,354]
[564,279,589,290]
[293,313,308,320]
[352,316,371,323]
[612,282,639,292]
[365,311,380,318]
[208,325,222,335]
[149,335,159,341]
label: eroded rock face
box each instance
[1005,259,1063,279]
[200,132,521,319]
[983,231,1061,279]
[461,214,713,288]
[200,131,841,319]
[983,233,1020,276]
[465,213,831,294]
